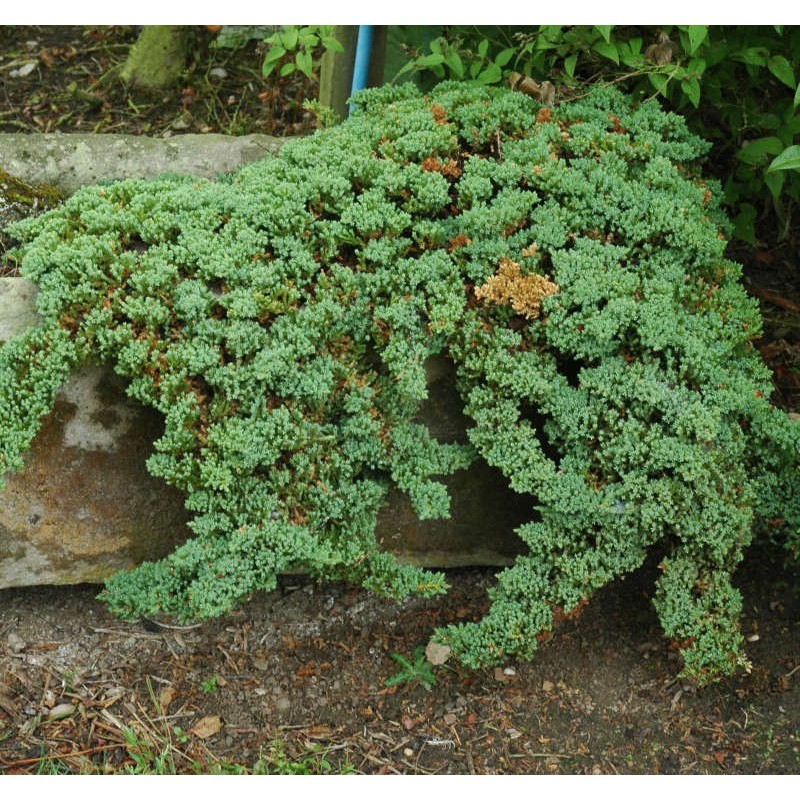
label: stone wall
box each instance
[0,135,528,589]
[0,132,286,195]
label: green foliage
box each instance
[0,325,80,476]
[215,24,343,80]
[768,144,800,173]
[384,647,438,691]
[253,739,355,775]
[3,82,799,686]
[122,726,179,774]
[394,25,800,243]
[395,32,515,86]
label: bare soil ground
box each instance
[0,25,799,775]
[0,25,316,138]
[0,546,798,775]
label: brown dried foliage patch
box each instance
[420,156,463,181]
[430,103,449,125]
[474,259,559,320]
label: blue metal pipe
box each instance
[349,25,374,115]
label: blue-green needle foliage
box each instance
[2,82,799,684]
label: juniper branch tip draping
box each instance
[2,82,798,684]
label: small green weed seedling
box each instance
[252,739,355,775]
[385,646,437,691]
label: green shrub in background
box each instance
[214,25,343,80]
[395,25,800,244]
[2,82,799,684]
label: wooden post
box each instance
[318,26,358,121]
[367,27,388,88]
[318,26,388,121]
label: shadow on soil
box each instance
[0,543,797,774]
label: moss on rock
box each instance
[0,169,63,262]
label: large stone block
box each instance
[0,132,529,588]
[378,356,529,568]
[0,278,527,589]
[0,279,193,587]
[0,132,287,195]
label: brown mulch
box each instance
[1,546,798,775]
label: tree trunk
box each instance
[119,26,189,89]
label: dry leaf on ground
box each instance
[190,715,222,739]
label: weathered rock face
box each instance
[0,135,529,590]
[0,132,287,195]
[0,279,194,588]
[0,376,194,588]
[0,279,527,588]
[379,356,529,568]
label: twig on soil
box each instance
[0,58,36,72]
[216,645,240,673]
[94,718,128,740]
[517,751,572,758]
[300,740,350,755]
[91,627,160,639]
[748,284,800,314]
[0,743,119,768]
[365,730,395,745]
[100,707,127,731]
[360,752,402,773]
[603,756,620,774]
[418,736,455,749]
[139,619,204,631]
[160,636,180,662]
[785,664,800,679]
[0,692,19,716]
[464,741,476,774]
